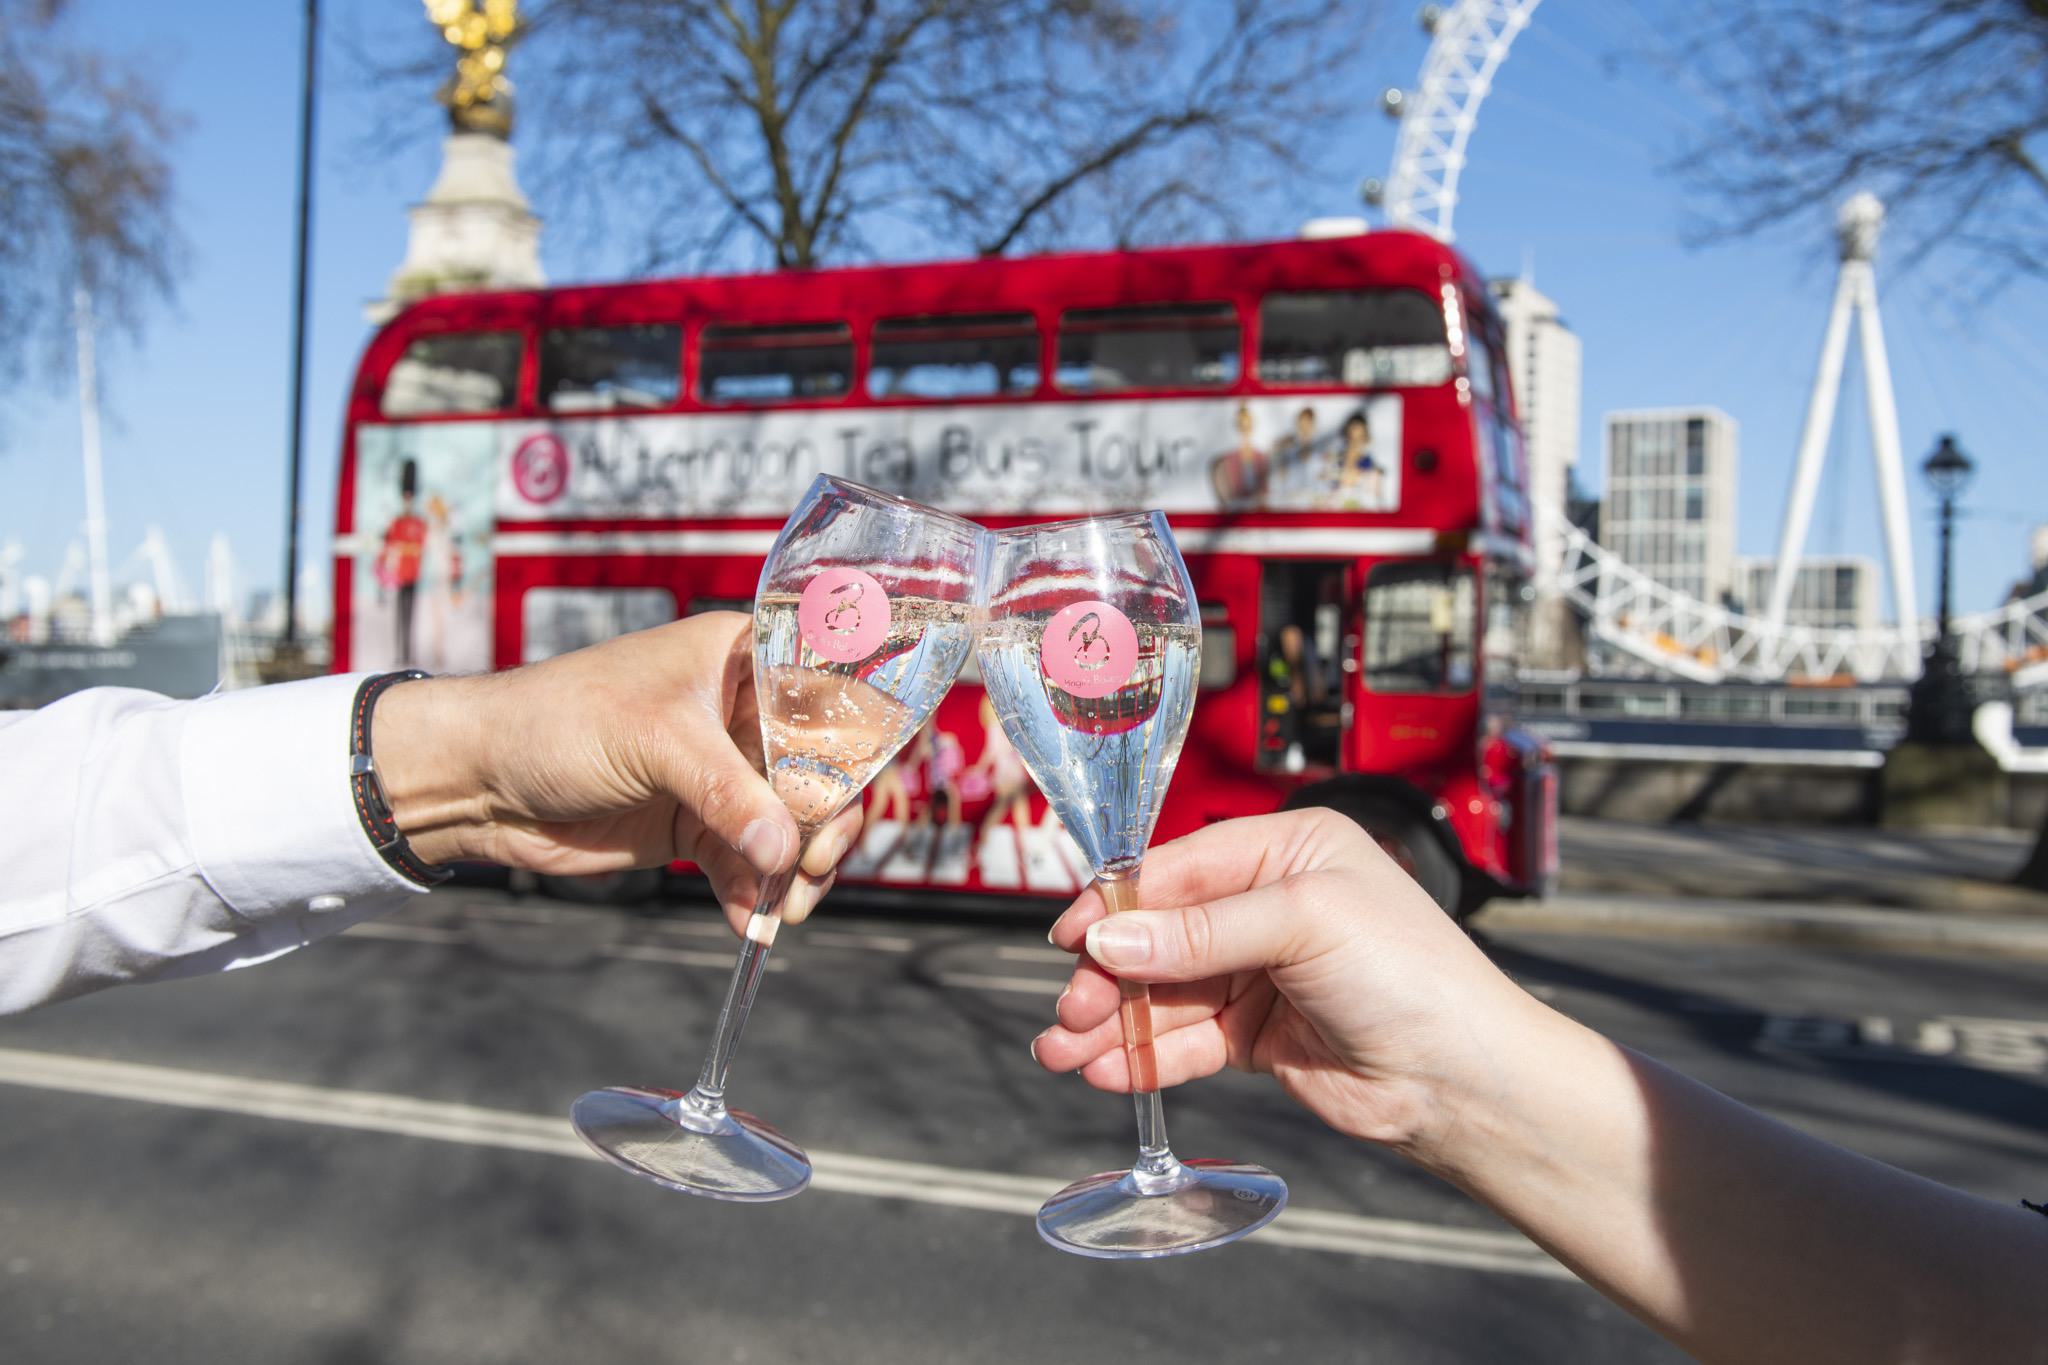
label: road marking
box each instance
[347,922,462,945]
[607,943,784,971]
[803,929,919,953]
[344,922,779,972]
[933,972,1066,997]
[995,945,1073,964]
[0,1047,1568,1279]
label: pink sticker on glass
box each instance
[798,567,891,664]
[1042,600,1139,699]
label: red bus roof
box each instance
[353,230,1493,409]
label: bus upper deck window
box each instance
[698,322,853,404]
[870,313,1038,399]
[1055,303,1240,393]
[541,324,682,411]
[1363,562,1475,694]
[1257,290,1452,388]
[381,330,524,416]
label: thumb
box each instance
[653,734,798,880]
[1082,881,1314,983]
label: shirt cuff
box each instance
[182,673,423,918]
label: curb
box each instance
[1474,893,2048,961]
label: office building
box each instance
[1737,555,1878,630]
[1490,276,1581,577]
[1601,408,1739,606]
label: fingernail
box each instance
[1046,922,1060,946]
[1029,1032,1043,1063]
[1085,919,1151,969]
[1055,984,1070,1010]
[740,818,791,873]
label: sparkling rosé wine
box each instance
[754,592,978,830]
[973,616,1200,877]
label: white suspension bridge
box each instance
[1373,0,2048,690]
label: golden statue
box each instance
[424,0,522,138]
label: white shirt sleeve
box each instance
[0,674,424,1014]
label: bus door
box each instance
[1255,561,1353,773]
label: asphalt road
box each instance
[3,886,2046,1365]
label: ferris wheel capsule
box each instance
[1380,87,1407,118]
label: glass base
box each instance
[1036,1158,1288,1259]
[570,1086,811,1202]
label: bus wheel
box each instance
[1317,801,1463,918]
[537,868,663,906]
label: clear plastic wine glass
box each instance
[571,475,985,1200]
[979,511,1288,1257]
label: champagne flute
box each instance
[571,476,984,1200]
[979,511,1288,1257]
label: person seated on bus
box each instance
[0,613,858,1014]
[1031,809,2047,1365]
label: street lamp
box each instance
[1905,433,1977,744]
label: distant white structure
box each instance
[1738,555,1879,632]
[1490,274,1580,578]
[1601,408,1739,607]
[369,132,544,324]
[1763,192,1916,630]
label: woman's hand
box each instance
[374,612,860,927]
[1032,808,1546,1155]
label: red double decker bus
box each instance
[333,228,1557,914]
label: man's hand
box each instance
[1031,808,1544,1156]
[372,612,859,925]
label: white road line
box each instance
[0,1047,1568,1279]
[642,920,918,954]
[933,972,1066,996]
[347,922,463,944]
[994,946,1073,964]
[344,922,774,972]
[804,929,919,953]
[459,904,564,926]
[607,943,783,971]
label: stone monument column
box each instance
[369,1,543,322]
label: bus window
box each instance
[1257,563,1349,771]
[1257,290,1452,389]
[523,588,676,662]
[698,322,853,404]
[1364,562,1475,694]
[870,313,1038,398]
[1055,303,1239,393]
[541,324,682,411]
[381,330,524,416]
[1199,601,1237,691]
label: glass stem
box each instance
[1099,868,1183,1185]
[678,859,801,1126]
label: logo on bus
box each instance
[798,567,892,664]
[1042,600,1138,699]
[511,433,570,505]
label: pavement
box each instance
[3,884,2046,1364]
[1478,817,2048,958]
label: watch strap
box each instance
[348,670,453,888]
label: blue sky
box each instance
[4,0,2043,623]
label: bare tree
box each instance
[0,0,182,382]
[455,0,1369,271]
[1666,1,2048,282]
